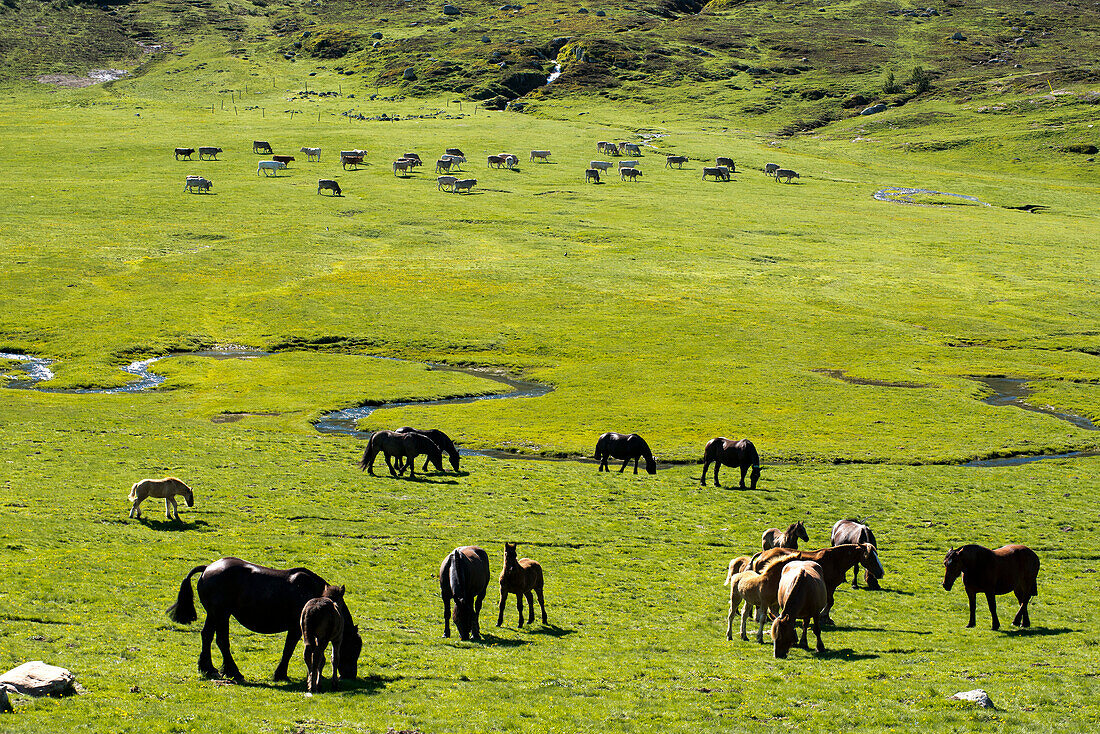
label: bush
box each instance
[908,66,932,93]
[883,71,902,94]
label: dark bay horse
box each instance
[497,542,547,628]
[440,546,490,641]
[752,543,884,623]
[832,519,881,589]
[166,557,362,682]
[359,430,443,478]
[396,426,461,472]
[943,544,1039,630]
[700,437,761,488]
[595,432,657,474]
[300,585,346,693]
[762,521,809,551]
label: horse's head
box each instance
[339,624,362,679]
[860,543,884,579]
[453,598,476,641]
[943,547,963,590]
[504,542,518,562]
[794,521,809,543]
[749,464,762,490]
[182,482,195,508]
[645,456,657,475]
[771,615,796,659]
[447,452,461,473]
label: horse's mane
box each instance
[758,551,798,577]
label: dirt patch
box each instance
[811,368,930,388]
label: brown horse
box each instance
[724,554,790,643]
[772,561,828,658]
[723,555,753,584]
[359,430,443,478]
[496,542,547,628]
[752,543,884,623]
[832,519,881,589]
[395,427,461,473]
[300,585,346,692]
[595,432,657,474]
[440,546,490,640]
[700,437,761,488]
[762,521,809,551]
[943,544,1039,630]
[129,477,194,520]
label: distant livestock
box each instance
[701,437,761,489]
[183,176,212,194]
[271,155,295,167]
[129,476,194,520]
[617,159,639,169]
[300,147,322,161]
[487,155,506,168]
[530,150,552,162]
[702,166,731,181]
[341,154,363,170]
[716,157,736,171]
[252,140,273,154]
[622,142,642,156]
[500,153,519,169]
[665,155,688,168]
[597,141,611,153]
[585,168,601,184]
[317,179,342,196]
[764,163,780,177]
[403,153,422,165]
[775,169,799,183]
[257,160,287,176]
[393,159,414,176]
[435,158,455,173]
[174,147,194,160]
[620,167,642,181]
[452,178,477,194]
[437,175,458,191]
[198,146,222,160]
[445,148,466,158]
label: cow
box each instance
[271,155,295,167]
[597,141,610,153]
[487,155,505,168]
[585,168,601,184]
[617,160,639,169]
[589,161,614,172]
[775,169,799,183]
[445,148,465,158]
[257,160,287,176]
[317,179,342,196]
[253,140,273,154]
[403,153,422,164]
[435,158,455,173]
[530,150,552,162]
[716,157,736,172]
[393,159,414,176]
[620,167,642,181]
[184,176,212,193]
[665,155,688,168]
[437,175,458,191]
[452,178,477,193]
[300,147,322,161]
[174,147,195,160]
[198,147,222,161]
[341,154,363,170]
[764,163,780,177]
[500,153,519,169]
[622,142,642,156]
[702,166,731,181]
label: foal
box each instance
[300,585,346,692]
[128,477,194,520]
[497,542,547,628]
[762,521,809,551]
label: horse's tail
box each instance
[594,435,605,459]
[723,562,736,587]
[128,481,141,502]
[358,434,376,471]
[166,565,207,624]
[449,549,467,601]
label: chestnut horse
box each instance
[772,561,828,658]
[752,543,884,623]
[700,437,761,488]
[832,519,881,589]
[166,557,362,682]
[762,521,809,551]
[497,542,547,628]
[300,585,346,693]
[595,432,657,474]
[943,544,1039,630]
[724,554,790,643]
[440,546,490,640]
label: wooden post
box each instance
[262,107,265,118]
[211,104,215,114]
[234,106,238,116]
[317,110,321,123]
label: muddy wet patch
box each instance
[874,187,991,207]
[212,412,281,424]
[811,368,930,388]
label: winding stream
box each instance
[873,187,991,207]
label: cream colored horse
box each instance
[128,477,194,520]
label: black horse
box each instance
[166,557,362,682]
[700,437,761,488]
[359,430,443,478]
[594,432,657,474]
[943,544,1039,630]
[440,546,490,641]
[395,426,461,472]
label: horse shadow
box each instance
[459,633,528,648]
[139,518,211,532]
[235,673,397,695]
[869,587,915,596]
[814,647,879,661]
[524,624,575,638]
[1002,626,1074,638]
[403,476,460,485]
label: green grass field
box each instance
[0,0,1099,729]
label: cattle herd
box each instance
[176,138,802,196]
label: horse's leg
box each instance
[755,607,767,643]
[739,464,748,489]
[472,591,485,639]
[740,602,752,641]
[329,639,341,691]
[497,590,508,626]
[986,592,1000,630]
[798,619,810,649]
[165,496,174,520]
[214,616,243,681]
[713,462,722,488]
[130,496,142,519]
[272,629,299,681]
[406,453,416,479]
[822,587,836,625]
[812,615,825,652]
[535,585,547,624]
[965,590,977,628]
[700,459,710,485]
[726,595,736,640]
[618,456,628,473]
[516,591,525,628]
[198,617,219,678]
[632,457,640,474]
[442,593,452,638]
[303,643,316,692]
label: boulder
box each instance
[950,689,995,709]
[595,9,606,15]
[443,3,460,14]
[402,67,417,81]
[861,102,888,115]
[951,31,967,40]
[371,32,383,39]
[0,662,77,697]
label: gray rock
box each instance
[371,32,383,39]
[595,8,605,15]
[403,67,417,81]
[861,103,888,115]
[481,35,491,42]
[951,31,967,40]
[443,3,460,14]
[0,662,77,697]
[950,689,995,709]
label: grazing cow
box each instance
[184,176,212,194]
[589,161,613,172]
[585,168,601,184]
[665,155,688,168]
[440,154,465,170]
[253,140,273,154]
[452,178,477,194]
[702,166,730,181]
[393,158,414,176]
[174,147,195,160]
[716,157,736,171]
[271,155,295,167]
[617,159,639,170]
[198,146,222,160]
[620,167,642,181]
[300,147,322,161]
[445,148,465,158]
[340,149,367,158]
[772,561,828,658]
[317,179,342,196]
[403,153,422,164]
[775,169,799,183]
[530,150,552,162]
[500,153,519,169]
[597,141,610,153]
[487,154,505,168]
[437,175,458,192]
[435,158,454,173]
[341,154,363,170]
[256,160,287,176]
[764,163,780,177]
[622,142,642,156]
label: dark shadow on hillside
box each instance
[1002,626,1074,638]
[469,633,528,647]
[814,647,879,661]
[140,518,211,532]
[524,624,576,638]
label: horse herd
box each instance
[145,425,1041,689]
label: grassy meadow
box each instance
[0,8,1098,732]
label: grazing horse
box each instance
[595,432,656,474]
[129,477,194,520]
[440,546,490,640]
[665,155,688,168]
[530,150,552,162]
[775,169,799,183]
[716,157,736,171]
[341,154,363,170]
[724,554,788,643]
[585,168,601,184]
[620,167,642,181]
[317,179,342,196]
[253,140,273,154]
[174,147,195,160]
[943,544,1039,630]
[752,543,884,623]
[271,154,295,166]
[762,521,809,551]
[772,561,828,658]
[453,178,477,194]
[198,146,222,160]
[300,147,321,161]
[257,160,287,176]
[832,519,880,589]
[166,557,362,682]
[497,542,547,628]
[437,175,458,191]
[359,430,443,478]
[395,426,461,472]
[300,585,346,692]
[700,437,761,489]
